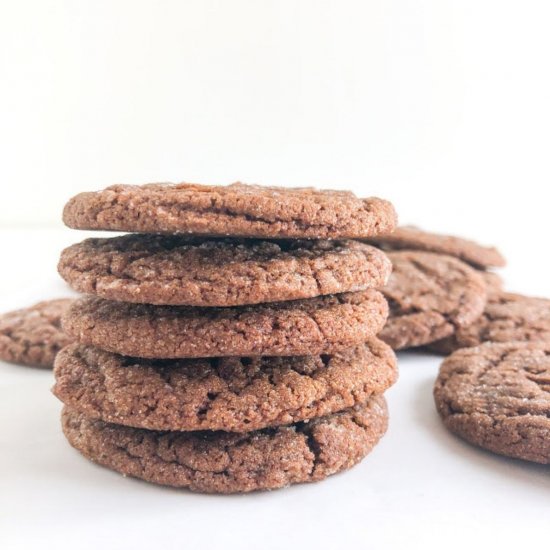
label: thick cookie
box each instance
[61,397,388,493]
[58,234,392,306]
[0,299,74,368]
[434,342,550,463]
[429,292,550,355]
[53,340,397,432]
[379,251,487,349]
[62,290,388,358]
[368,225,505,269]
[62,182,397,239]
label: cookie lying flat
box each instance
[62,182,397,239]
[379,251,487,350]
[62,396,388,493]
[434,342,550,464]
[58,234,392,307]
[368,225,505,269]
[429,292,550,355]
[63,290,388,358]
[53,340,397,432]
[0,299,74,368]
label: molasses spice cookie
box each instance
[61,397,388,493]
[62,290,388,358]
[368,225,505,269]
[59,234,392,306]
[434,342,550,463]
[62,182,397,239]
[53,340,397,432]
[0,299,74,368]
[429,292,550,355]
[379,251,487,350]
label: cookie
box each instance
[62,290,388,358]
[429,292,550,355]
[434,342,550,463]
[368,225,505,269]
[0,299,74,368]
[53,340,397,432]
[480,271,504,294]
[379,251,487,349]
[58,234,392,307]
[61,396,388,493]
[62,182,397,239]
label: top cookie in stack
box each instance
[54,182,398,493]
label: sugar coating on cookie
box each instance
[62,290,389,358]
[434,342,550,463]
[53,340,397,432]
[62,182,397,239]
[58,234,392,306]
[0,299,74,368]
[368,225,505,269]
[379,251,487,350]
[429,292,550,354]
[61,397,388,493]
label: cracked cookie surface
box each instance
[0,299,74,368]
[58,234,392,306]
[63,290,388,358]
[379,251,487,349]
[53,340,397,432]
[367,225,505,269]
[61,396,388,493]
[62,182,397,239]
[429,292,550,354]
[434,342,550,463]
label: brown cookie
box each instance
[379,251,487,350]
[58,234,392,307]
[434,342,550,463]
[62,182,397,239]
[0,299,74,368]
[61,396,388,493]
[62,290,388,358]
[368,225,506,269]
[429,292,550,355]
[53,340,397,432]
[479,271,504,294]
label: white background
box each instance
[1,1,549,549]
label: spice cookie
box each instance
[479,271,504,294]
[379,251,487,350]
[0,299,74,368]
[429,292,550,355]
[62,182,397,239]
[61,396,388,493]
[58,234,392,307]
[368,225,505,269]
[53,340,397,432]
[434,342,550,463]
[62,290,388,358]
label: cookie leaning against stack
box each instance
[53,181,398,494]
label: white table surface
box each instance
[1,228,548,550]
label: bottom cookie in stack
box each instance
[53,340,397,493]
[61,398,388,494]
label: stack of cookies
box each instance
[52,182,399,493]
